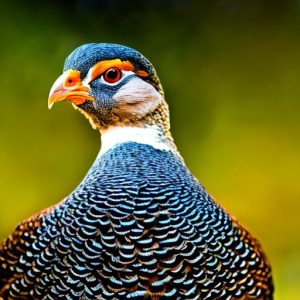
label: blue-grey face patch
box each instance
[89,73,136,110]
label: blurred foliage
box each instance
[0,0,300,298]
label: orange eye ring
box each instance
[103,68,122,84]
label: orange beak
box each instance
[48,69,95,109]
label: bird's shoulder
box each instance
[0,198,66,294]
[233,217,273,288]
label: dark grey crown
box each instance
[64,43,156,80]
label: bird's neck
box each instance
[98,125,182,160]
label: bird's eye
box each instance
[103,68,122,84]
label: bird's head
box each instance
[48,43,170,134]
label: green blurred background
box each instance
[0,0,299,298]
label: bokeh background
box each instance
[1,0,299,298]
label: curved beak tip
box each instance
[48,101,54,110]
[47,73,65,110]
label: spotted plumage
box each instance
[0,43,273,299]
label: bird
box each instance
[0,43,273,300]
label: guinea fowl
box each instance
[0,43,273,299]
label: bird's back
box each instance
[0,143,273,299]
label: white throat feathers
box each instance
[98,125,180,159]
